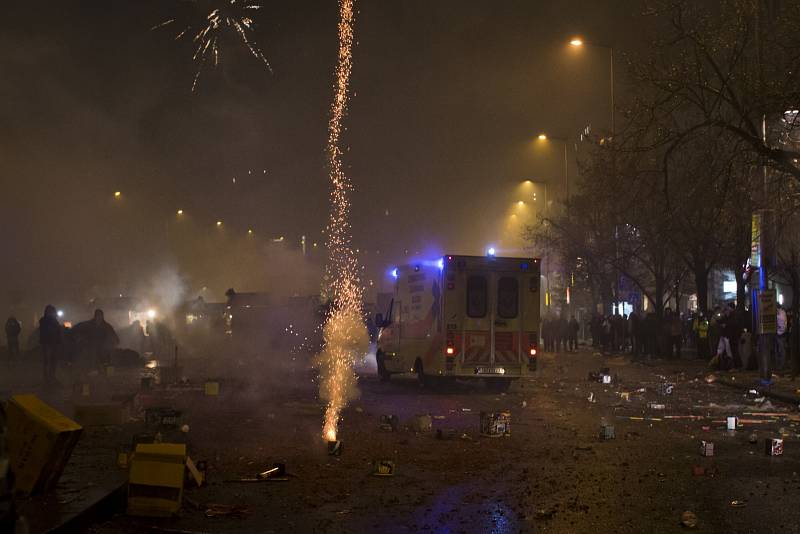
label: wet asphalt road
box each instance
[8,348,800,533]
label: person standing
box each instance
[775,304,788,372]
[669,310,683,359]
[695,312,709,360]
[87,309,119,369]
[568,315,579,351]
[39,305,62,384]
[4,317,21,358]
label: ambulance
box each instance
[375,254,541,391]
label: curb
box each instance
[716,377,800,406]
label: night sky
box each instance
[0,0,646,314]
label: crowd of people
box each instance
[3,306,176,386]
[542,304,792,376]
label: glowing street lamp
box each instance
[114,191,121,199]
[537,134,547,140]
[216,220,223,227]
[569,37,583,47]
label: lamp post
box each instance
[536,134,570,202]
[569,37,615,136]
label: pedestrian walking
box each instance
[4,316,21,358]
[39,305,62,384]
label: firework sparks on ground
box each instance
[318,0,367,443]
[153,0,272,91]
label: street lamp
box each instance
[536,134,570,202]
[568,36,615,136]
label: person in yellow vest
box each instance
[695,312,709,360]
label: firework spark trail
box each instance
[153,0,272,92]
[319,0,367,442]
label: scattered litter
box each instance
[704,374,716,384]
[599,424,615,440]
[412,414,433,433]
[204,503,251,518]
[748,433,758,444]
[185,456,205,487]
[327,440,343,456]
[461,408,472,413]
[587,392,596,403]
[379,415,399,431]
[729,500,747,508]
[354,406,363,413]
[647,402,666,410]
[726,416,738,431]
[181,424,190,434]
[765,438,784,456]
[373,459,395,476]
[658,383,675,396]
[522,400,528,408]
[700,441,714,457]
[680,510,698,528]
[618,392,630,401]
[432,415,446,420]
[535,508,555,520]
[480,411,511,437]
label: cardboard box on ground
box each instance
[5,394,82,496]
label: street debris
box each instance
[412,414,433,433]
[204,503,251,518]
[765,438,784,456]
[327,440,342,456]
[726,416,738,430]
[599,423,615,440]
[480,411,511,437]
[729,500,747,508]
[680,510,697,528]
[379,414,399,431]
[700,441,714,457]
[373,459,395,476]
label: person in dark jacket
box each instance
[568,315,580,351]
[4,317,21,358]
[73,309,119,368]
[39,305,62,384]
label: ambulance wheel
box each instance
[485,378,512,393]
[376,350,391,382]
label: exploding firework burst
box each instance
[153,0,272,91]
[318,0,367,443]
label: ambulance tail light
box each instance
[528,345,538,371]
[445,340,455,371]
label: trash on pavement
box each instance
[145,407,182,429]
[680,510,697,528]
[186,456,206,487]
[647,402,666,410]
[412,414,433,433]
[729,500,747,508]
[379,414,399,431]
[726,416,738,430]
[480,411,511,437]
[658,383,675,396]
[373,459,395,476]
[599,424,615,440]
[700,441,714,457]
[128,443,187,517]
[204,380,220,396]
[587,392,596,403]
[204,503,251,518]
[5,394,83,496]
[765,438,784,456]
[327,440,343,456]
